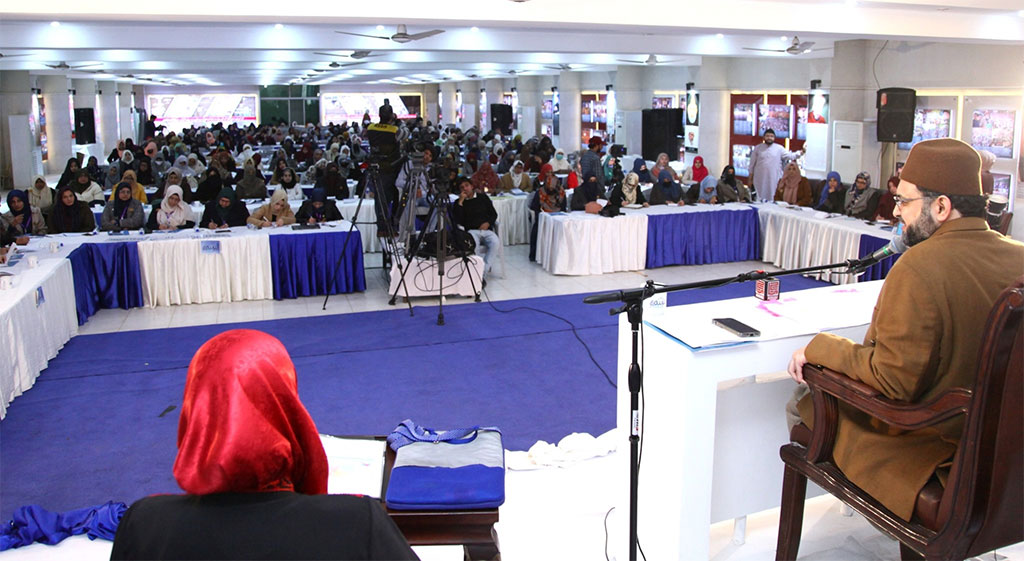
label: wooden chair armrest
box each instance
[803,364,971,431]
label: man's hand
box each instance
[479,222,490,231]
[788,346,809,384]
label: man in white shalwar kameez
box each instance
[747,129,806,201]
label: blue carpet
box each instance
[0,275,830,519]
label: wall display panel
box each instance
[970,109,1017,159]
[729,94,763,178]
[897,108,953,151]
[148,94,257,132]
[991,173,1012,201]
[683,91,699,153]
[652,95,675,109]
[541,98,553,120]
[757,104,793,139]
[581,92,608,147]
[732,144,752,177]
[733,104,755,136]
[320,92,418,124]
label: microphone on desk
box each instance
[847,233,908,275]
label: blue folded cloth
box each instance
[0,501,127,550]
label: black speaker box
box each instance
[490,104,513,135]
[641,108,683,162]
[876,88,916,143]
[74,107,97,145]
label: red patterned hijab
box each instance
[173,330,328,495]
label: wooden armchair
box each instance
[776,277,1023,561]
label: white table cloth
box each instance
[489,194,531,246]
[388,255,485,299]
[536,211,648,275]
[136,227,273,307]
[0,247,78,419]
[613,281,884,560]
[756,202,895,285]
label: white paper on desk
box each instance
[648,302,807,349]
[319,435,386,498]
[623,203,644,209]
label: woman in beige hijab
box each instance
[246,188,296,228]
[774,161,811,206]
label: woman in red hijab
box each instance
[470,160,500,193]
[682,155,709,184]
[111,330,416,560]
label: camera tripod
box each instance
[387,161,482,326]
[322,157,411,313]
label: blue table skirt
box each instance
[646,207,761,268]
[857,234,900,282]
[269,230,367,299]
[67,242,144,325]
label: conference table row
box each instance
[536,202,899,284]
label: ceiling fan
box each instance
[0,52,31,59]
[616,54,681,65]
[743,36,825,55]
[326,61,368,68]
[46,61,101,70]
[335,24,444,44]
[315,50,382,60]
[545,63,574,71]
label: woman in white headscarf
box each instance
[236,144,255,166]
[497,159,527,193]
[550,148,571,173]
[155,185,196,230]
[28,174,55,216]
[187,153,206,177]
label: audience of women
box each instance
[471,161,500,193]
[201,188,250,229]
[247,189,296,229]
[110,169,148,203]
[195,167,225,203]
[695,176,719,204]
[277,167,304,200]
[110,330,417,560]
[72,170,106,205]
[875,175,899,222]
[56,157,80,189]
[85,156,104,185]
[774,162,812,206]
[2,190,46,236]
[28,175,55,216]
[236,159,269,199]
[649,170,685,206]
[498,160,528,193]
[135,157,156,186]
[550,148,571,173]
[153,185,196,230]
[609,171,649,208]
[47,186,96,233]
[631,158,652,184]
[814,171,845,212]
[717,165,752,203]
[296,188,342,224]
[844,171,880,219]
[101,182,145,232]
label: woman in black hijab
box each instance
[314,162,349,199]
[56,157,80,189]
[48,186,96,233]
[194,167,224,204]
[200,187,250,229]
[135,157,156,186]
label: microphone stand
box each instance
[584,256,890,561]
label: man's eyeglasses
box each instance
[893,195,926,208]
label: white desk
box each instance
[0,247,78,419]
[536,211,648,275]
[489,194,531,246]
[613,281,884,560]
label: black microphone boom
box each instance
[847,236,907,275]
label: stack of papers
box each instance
[319,435,387,497]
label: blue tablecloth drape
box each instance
[646,207,761,268]
[269,230,367,299]
[857,234,900,282]
[67,242,144,325]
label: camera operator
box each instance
[394,136,438,248]
[365,103,401,230]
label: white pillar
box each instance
[97,80,119,153]
[613,65,646,155]
[458,81,480,129]
[484,78,506,132]
[0,70,35,189]
[117,82,133,141]
[40,74,73,174]
[515,75,541,139]
[557,70,582,153]
[422,85,439,126]
[440,82,458,126]
[693,58,731,175]
[71,78,101,157]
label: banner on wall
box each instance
[684,91,699,153]
[321,93,416,124]
[148,94,257,132]
[970,109,1016,159]
[652,96,674,109]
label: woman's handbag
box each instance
[384,420,505,511]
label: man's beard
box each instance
[902,210,939,247]
[765,138,774,145]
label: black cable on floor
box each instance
[481,285,616,389]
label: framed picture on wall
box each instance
[757,104,792,139]
[971,109,1016,158]
[732,144,752,177]
[733,104,755,136]
[897,108,953,151]
[652,96,674,109]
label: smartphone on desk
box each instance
[712,317,761,338]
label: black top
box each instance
[200,200,250,228]
[452,193,498,230]
[607,185,647,208]
[316,175,350,199]
[110,492,418,560]
[295,200,343,224]
[820,187,847,214]
[570,182,604,211]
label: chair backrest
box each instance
[996,211,1012,236]
[935,276,1023,556]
